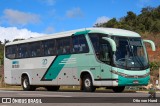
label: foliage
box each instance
[95,5,160,35]
[0,42,4,65]
[150,62,160,71]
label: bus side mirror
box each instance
[143,40,156,51]
[102,37,116,52]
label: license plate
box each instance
[133,80,139,84]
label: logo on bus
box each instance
[12,61,19,68]
[42,59,47,66]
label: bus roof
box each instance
[5,27,141,46]
[88,28,140,37]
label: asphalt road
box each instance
[0,89,159,106]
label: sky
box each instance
[0,0,160,42]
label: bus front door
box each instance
[100,63,112,86]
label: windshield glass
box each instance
[113,37,149,70]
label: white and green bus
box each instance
[4,28,155,92]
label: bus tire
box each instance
[112,86,125,93]
[45,86,60,91]
[22,76,36,91]
[82,74,96,92]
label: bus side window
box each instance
[17,46,22,58]
[74,45,79,52]
[78,35,89,53]
[55,37,71,55]
[17,44,29,58]
[6,46,17,59]
[31,50,36,57]
[43,39,55,56]
[72,36,79,53]
[99,39,112,64]
[89,33,111,65]
[66,46,70,53]
[56,39,63,55]
[29,42,41,57]
[63,37,71,54]
[71,35,89,53]
[89,35,100,55]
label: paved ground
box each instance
[0,89,158,97]
[0,89,159,106]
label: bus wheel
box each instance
[22,76,36,91]
[82,74,96,92]
[112,86,125,93]
[45,86,60,91]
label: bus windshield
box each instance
[113,37,149,70]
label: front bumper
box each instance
[118,75,150,86]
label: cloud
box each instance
[0,26,43,42]
[2,9,40,26]
[66,8,83,18]
[94,16,110,25]
[45,26,55,34]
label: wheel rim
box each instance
[23,79,28,88]
[84,78,91,88]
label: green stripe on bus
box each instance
[43,55,71,80]
[74,30,90,36]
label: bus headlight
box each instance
[110,70,127,77]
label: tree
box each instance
[152,6,160,20]
[4,39,10,44]
[141,6,154,14]
[150,20,160,34]
[98,18,119,28]
[0,42,4,65]
[95,5,160,34]
[125,11,136,22]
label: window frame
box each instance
[88,33,113,65]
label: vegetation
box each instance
[0,41,4,65]
[95,6,160,36]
